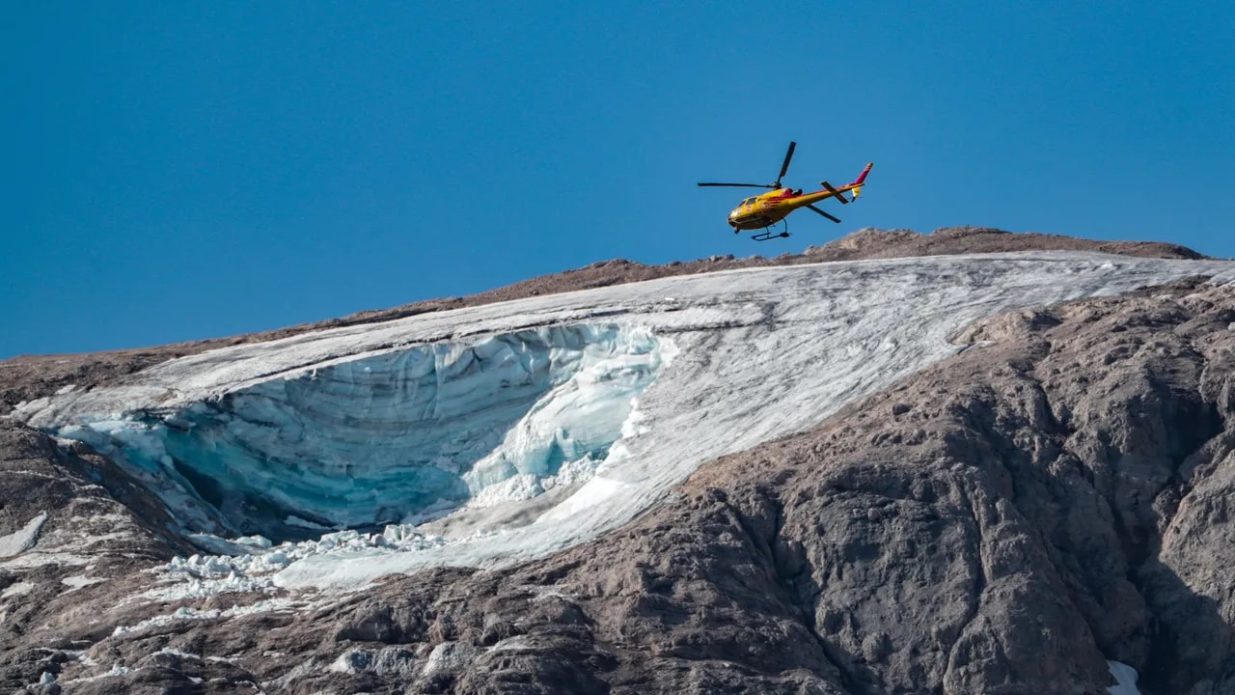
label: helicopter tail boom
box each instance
[849,162,874,198]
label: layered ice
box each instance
[16,251,1235,590]
[51,325,668,540]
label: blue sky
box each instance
[4,2,1233,357]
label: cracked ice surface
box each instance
[16,252,1235,590]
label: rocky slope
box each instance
[2,229,1233,694]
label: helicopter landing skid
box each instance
[751,219,790,242]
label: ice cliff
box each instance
[42,325,668,540]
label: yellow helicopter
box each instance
[698,141,873,241]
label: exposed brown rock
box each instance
[803,226,1205,263]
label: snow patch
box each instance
[61,575,106,591]
[2,581,35,599]
[147,526,444,600]
[59,664,134,685]
[0,551,91,569]
[1107,660,1141,695]
[110,598,293,637]
[155,647,203,660]
[0,512,48,558]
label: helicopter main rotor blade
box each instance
[806,203,842,223]
[774,141,797,187]
[697,182,777,188]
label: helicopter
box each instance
[698,141,873,241]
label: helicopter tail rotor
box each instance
[849,162,874,199]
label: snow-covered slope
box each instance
[14,252,1235,593]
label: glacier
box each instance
[14,251,1235,592]
[42,325,669,541]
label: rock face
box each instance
[3,235,1235,694]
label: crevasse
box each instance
[59,324,669,541]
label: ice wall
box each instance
[56,325,668,540]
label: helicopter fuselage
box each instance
[727,185,859,231]
[698,142,872,240]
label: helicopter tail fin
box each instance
[849,162,873,198]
